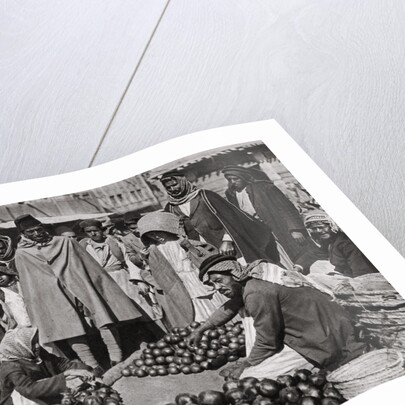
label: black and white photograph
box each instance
[0,139,403,405]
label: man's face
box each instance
[306,222,333,244]
[84,226,105,242]
[225,175,246,192]
[0,240,7,256]
[208,272,243,298]
[23,225,50,243]
[162,178,183,197]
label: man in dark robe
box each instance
[188,254,367,379]
[222,166,313,262]
[13,214,143,372]
[295,210,379,277]
[159,171,279,264]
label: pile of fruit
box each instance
[59,383,123,405]
[165,371,346,404]
[121,321,246,378]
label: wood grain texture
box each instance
[0,0,168,182]
[92,0,405,255]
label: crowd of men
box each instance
[0,165,380,385]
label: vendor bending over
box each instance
[188,254,367,379]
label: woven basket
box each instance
[327,349,405,399]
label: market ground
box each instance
[113,368,226,405]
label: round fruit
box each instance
[176,349,186,356]
[219,337,229,346]
[197,390,226,405]
[142,353,154,360]
[190,364,202,373]
[323,388,342,401]
[222,380,239,393]
[157,341,168,349]
[210,342,220,350]
[175,393,198,405]
[195,348,206,356]
[158,368,168,376]
[171,335,182,344]
[226,331,236,339]
[206,350,217,358]
[238,337,246,345]
[227,354,239,362]
[244,386,259,401]
[134,359,144,367]
[104,399,120,405]
[178,341,188,349]
[308,373,326,388]
[225,389,247,405]
[83,396,103,405]
[200,361,210,370]
[166,355,175,363]
[306,387,322,399]
[239,377,259,391]
[228,342,240,352]
[277,375,297,387]
[181,366,192,374]
[135,368,147,378]
[121,368,131,377]
[296,381,311,394]
[294,369,312,382]
[179,329,190,337]
[147,342,157,349]
[218,347,229,356]
[162,347,174,356]
[152,348,162,357]
[190,321,200,329]
[232,325,242,335]
[252,398,275,405]
[164,334,173,344]
[193,354,206,363]
[155,356,166,365]
[148,368,158,377]
[217,327,226,335]
[279,387,301,403]
[208,330,220,340]
[172,327,180,335]
[199,342,209,350]
[181,357,193,365]
[257,379,280,399]
[174,357,183,365]
[168,366,180,375]
[182,351,193,358]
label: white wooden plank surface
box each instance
[0,0,168,182]
[92,0,405,256]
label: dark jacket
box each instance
[206,278,366,370]
[0,349,89,405]
[226,181,313,261]
[165,189,279,264]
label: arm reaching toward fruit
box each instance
[187,296,244,346]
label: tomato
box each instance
[178,341,188,349]
[165,355,175,363]
[190,364,202,373]
[257,379,280,399]
[179,329,191,337]
[197,390,226,405]
[190,321,201,329]
[219,337,229,346]
[195,348,206,356]
[181,366,192,374]
[162,347,174,356]
[172,327,180,335]
[135,368,147,378]
[279,387,301,403]
[147,342,157,349]
[225,389,247,405]
[239,377,259,391]
[199,360,210,370]
[208,330,220,340]
[121,368,131,377]
[157,341,168,349]
[277,375,297,387]
[308,373,326,388]
[158,368,169,376]
[152,348,162,357]
[181,357,193,365]
[218,347,229,356]
[83,396,103,405]
[322,388,343,401]
[155,356,166,365]
[222,380,239,393]
[168,366,181,375]
[227,354,239,362]
[228,342,240,353]
[306,387,322,399]
[193,354,206,363]
[294,369,312,382]
[134,359,144,367]
[206,350,217,358]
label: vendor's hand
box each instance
[140,248,150,261]
[219,241,236,256]
[291,231,306,244]
[64,369,94,381]
[187,329,204,347]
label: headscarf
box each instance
[160,173,200,205]
[199,254,312,288]
[222,166,255,183]
[138,212,185,245]
[302,210,339,233]
[0,327,39,363]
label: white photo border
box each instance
[0,119,403,404]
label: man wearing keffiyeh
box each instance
[187,254,367,380]
[294,210,379,277]
[13,214,143,373]
[160,171,280,265]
